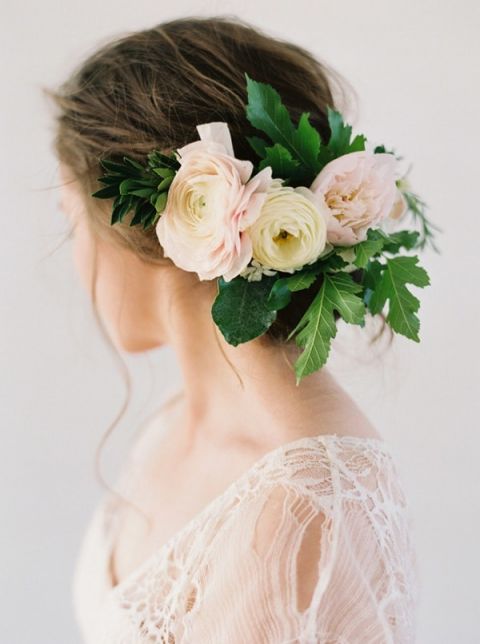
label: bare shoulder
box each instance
[333,400,383,441]
[305,387,383,442]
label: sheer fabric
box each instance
[72,421,420,643]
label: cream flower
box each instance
[310,150,398,246]
[336,247,359,273]
[155,122,272,281]
[247,178,329,273]
[239,259,278,282]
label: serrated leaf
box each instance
[348,134,367,152]
[304,251,349,274]
[258,143,300,178]
[266,271,318,311]
[362,259,384,292]
[327,108,353,156]
[284,271,318,292]
[317,108,367,169]
[287,272,366,384]
[353,236,385,268]
[296,112,321,167]
[381,229,421,254]
[212,275,277,346]
[368,255,430,341]
[244,73,321,179]
[246,135,269,158]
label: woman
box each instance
[47,15,421,643]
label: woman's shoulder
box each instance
[197,434,419,643]
[252,432,407,509]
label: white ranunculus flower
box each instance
[247,179,329,273]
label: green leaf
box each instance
[380,229,421,254]
[154,192,168,213]
[111,194,135,224]
[362,259,384,290]
[246,135,269,158]
[147,150,180,170]
[287,272,366,384]
[152,167,175,178]
[258,143,300,178]
[401,189,442,253]
[317,108,367,169]
[373,144,397,155]
[100,159,138,177]
[142,210,156,229]
[211,275,277,346]
[326,109,353,156]
[348,134,367,152]
[302,251,349,275]
[266,272,317,311]
[129,188,153,198]
[97,175,123,186]
[353,236,385,268]
[362,259,383,310]
[244,73,321,178]
[123,156,145,172]
[327,107,367,156]
[157,175,174,191]
[368,256,430,341]
[296,112,322,168]
[119,179,144,196]
[91,185,119,199]
[130,200,153,226]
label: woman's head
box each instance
[47,15,389,355]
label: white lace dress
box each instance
[72,408,421,644]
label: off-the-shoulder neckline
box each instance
[102,430,392,597]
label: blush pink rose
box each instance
[309,150,398,245]
[155,122,272,281]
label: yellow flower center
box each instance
[273,229,291,244]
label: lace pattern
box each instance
[72,435,420,643]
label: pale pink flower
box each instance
[155,122,272,281]
[309,151,398,246]
[388,188,408,220]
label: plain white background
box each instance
[1,1,478,642]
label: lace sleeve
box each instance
[182,440,419,644]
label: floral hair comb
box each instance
[92,73,441,385]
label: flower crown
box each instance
[92,73,440,385]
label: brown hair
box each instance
[43,15,392,502]
[44,15,392,343]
